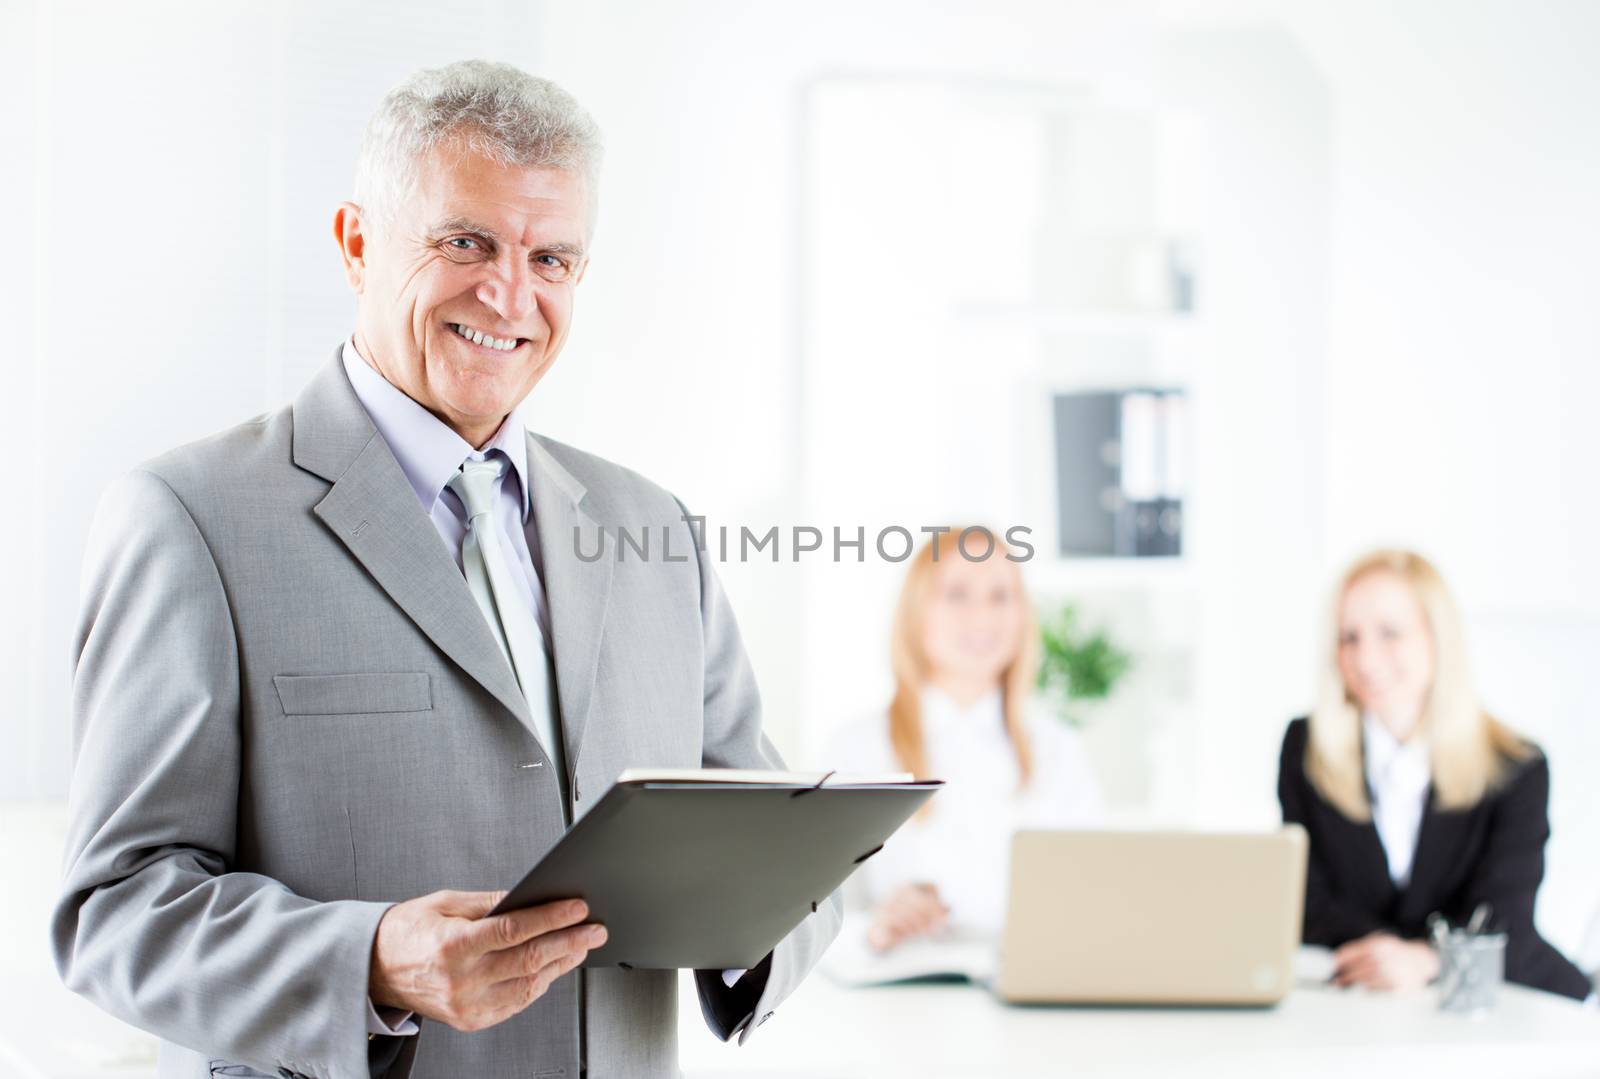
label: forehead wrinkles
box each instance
[442,207,586,253]
[413,149,588,249]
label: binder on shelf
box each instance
[1054,387,1187,560]
[489,768,943,970]
[1127,390,1186,559]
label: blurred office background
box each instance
[4,0,1599,1035]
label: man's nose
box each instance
[477,256,538,324]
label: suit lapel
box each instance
[1353,819,1401,909]
[526,433,613,774]
[292,349,535,733]
[1400,787,1457,915]
[1356,772,1402,909]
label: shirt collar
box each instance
[1362,712,1430,786]
[341,336,533,521]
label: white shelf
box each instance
[1025,555,1196,595]
[950,304,1199,337]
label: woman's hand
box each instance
[867,883,949,952]
[1331,931,1440,990]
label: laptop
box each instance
[994,826,1308,1005]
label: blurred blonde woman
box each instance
[1278,549,1592,1001]
[828,526,1103,952]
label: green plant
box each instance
[1035,603,1131,727]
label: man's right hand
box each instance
[369,889,606,1032]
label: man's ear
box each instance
[333,202,368,293]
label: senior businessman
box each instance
[51,59,841,1079]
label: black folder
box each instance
[489,769,943,969]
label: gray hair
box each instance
[353,60,603,235]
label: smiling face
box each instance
[334,141,590,447]
[1336,568,1437,740]
[919,552,1028,693]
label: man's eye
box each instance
[443,237,484,256]
[534,254,575,280]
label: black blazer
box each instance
[1277,717,1592,1000]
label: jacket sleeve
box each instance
[1454,755,1592,1001]
[674,499,844,1045]
[1276,720,1385,947]
[50,468,408,1079]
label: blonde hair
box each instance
[887,526,1038,789]
[1306,548,1531,820]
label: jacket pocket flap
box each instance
[273,672,432,715]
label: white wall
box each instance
[1295,0,1600,616]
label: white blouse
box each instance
[825,686,1105,935]
[1362,712,1432,889]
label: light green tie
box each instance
[447,455,565,789]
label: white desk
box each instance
[3,957,1596,1077]
[7,803,1595,1077]
[676,964,1600,1079]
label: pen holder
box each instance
[1436,930,1505,1016]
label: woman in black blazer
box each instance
[1278,549,1592,1001]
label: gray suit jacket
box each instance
[51,348,842,1079]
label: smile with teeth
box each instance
[448,322,524,352]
